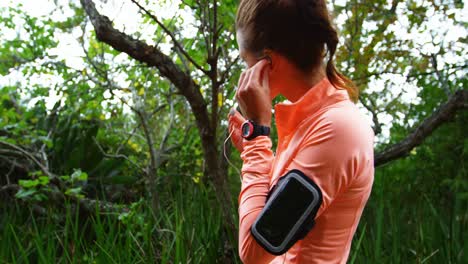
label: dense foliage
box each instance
[0,0,466,263]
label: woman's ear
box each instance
[265,49,283,74]
[263,49,274,68]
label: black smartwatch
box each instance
[241,120,270,140]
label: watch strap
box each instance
[254,124,270,138]
[245,120,270,140]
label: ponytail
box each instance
[324,25,359,102]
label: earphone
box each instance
[257,54,272,66]
[224,121,242,182]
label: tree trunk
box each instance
[79,0,237,240]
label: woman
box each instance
[228,0,374,263]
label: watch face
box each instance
[242,122,253,138]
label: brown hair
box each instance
[236,0,358,101]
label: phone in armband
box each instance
[250,169,323,255]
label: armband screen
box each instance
[251,169,322,255]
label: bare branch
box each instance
[362,0,400,56]
[129,0,209,76]
[430,53,451,96]
[147,103,168,119]
[5,161,15,185]
[212,0,219,60]
[39,130,53,171]
[354,64,467,83]
[219,55,240,86]
[160,93,175,152]
[0,183,127,214]
[0,140,55,179]
[0,149,25,158]
[80,0,212,138]
[0,155,30,174]
[115,125,139,154]
[0,184,19,198]
[93,137,146,174]
[375,90,468,166]
[194,0,214,62]
[359,97,382,135]
[173,46,191,74]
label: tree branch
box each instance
[0,183,127,214]
[129,0,209,76]
[354,64,468,83]
[0,140,55,179]
[80,0,213,142]
[430,53,451,96]
[212,0,219,61]
[159,92,175,153]
[93,137,145,174]
[359,97,382,135]
[375,90,467,166]
[219,55,240,86]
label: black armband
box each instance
[250,169,323,255]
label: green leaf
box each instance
[71,169,88,182]
[65,187,82,197]
[18,179,40,188]
[38,176,49,186]
[33,193,48,202]
[15,188,37,199]
[60,175,70,181]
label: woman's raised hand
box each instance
[235,59,272,127]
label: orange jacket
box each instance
[231,77,374,263]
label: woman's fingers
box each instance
[236,70,252,116]
[237,59,269,98]
[234,58,272,125]
[238,71,247,91]
[230,108,245,124]
[250,59,270,90]
[228,108,245,152]
[237,70,251,96]
[235,71,246,101]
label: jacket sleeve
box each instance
[237,108,374,263]
[284,115,373,219]
[238,136,276,264]
[236,124,344,263]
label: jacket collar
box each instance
[274,77,349,140]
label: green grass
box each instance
[1,172,466,263]
[0,181,230,264]
[349,168,467,264]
